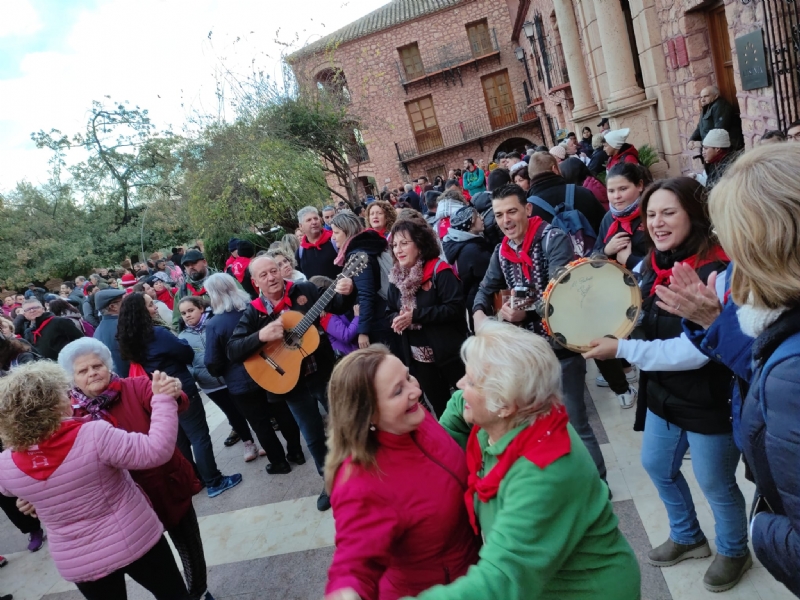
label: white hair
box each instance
[58,338,114,383]
[297,206,320,222]
[205,273,252,314]
[461,319,562,425]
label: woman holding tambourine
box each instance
[590,163,651,408]
[583,177,751,593]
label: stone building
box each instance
[289,0,799,194]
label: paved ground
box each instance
[0,362,794,600]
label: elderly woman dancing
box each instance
[0,361,189,600]
[57,338,213,600]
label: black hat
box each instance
[451,206,477,232]
[182,249,205,265]
[597,117,609,127]
[228,238,240,252]
[237,240,255,258]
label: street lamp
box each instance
[522,21,535,40]
[514,46,525,61]
[515,47,534,90]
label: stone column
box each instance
[591,0,646,109]
[552,0,598,118]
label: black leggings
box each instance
[595,358,631,395]
[0,492,40,535]
[206,388,253,442]
[168,506,207,600]
[411,358,465,418]
[229,389,302,465]
[75,536,189,600]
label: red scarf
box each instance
[300,229,333,250]
[649,246,729,296]
[229,256,251,283]
[369,228,387,239]
[32,316,54,343]
[422,258,453,283]
[604,208,641,242]
[319,313,332,331]
[12,419,84,480]
[499,217,545,280]
[252,281,293,315]
[155,287,175,310]
[185,283,206,296]
[464,405,570,534]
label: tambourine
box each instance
[536,256,642,352]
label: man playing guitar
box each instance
[227,255,354,511]
[472,183,609,488]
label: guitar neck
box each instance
[292,275,343,336]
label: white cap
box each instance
[603,128,631,150]
[702,129,731,149]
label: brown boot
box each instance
[703,551,752,592]
[647,538,710,567]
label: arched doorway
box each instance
[493,137,533,159]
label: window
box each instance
[426,165,445,183]
[481,70,517,130]
[466,19,493,58]
[399,43,425,80]
[406,96,443,153]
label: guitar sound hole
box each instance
[283,332,301,349]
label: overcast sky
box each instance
[0,0,384,193]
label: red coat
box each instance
[326,410,480,600]
[583,175,609,211]
[155,287,176,310]
[606,144,640,172]
[73,377,200,529]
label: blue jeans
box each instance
[177,392,222,488]
[268,375,328,475]
[641,409,748,557]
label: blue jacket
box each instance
[140,326,198,397]
[204,310,259,396]
[741,311,800,596]
[462,166,486,195]
[93,315,129,378]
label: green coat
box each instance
[407,392,640,600]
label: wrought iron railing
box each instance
[396,28,500,85]
[530,42,570,90]
[395,99,539,161]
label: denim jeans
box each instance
[268,374,328,475]
[177,392,222,488]
[641,409,748,557]
[560,355,607,480]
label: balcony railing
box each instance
[396,28,501,88]
[395,99,539,162]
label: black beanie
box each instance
[487,168,511,192]
[238,240,255,258]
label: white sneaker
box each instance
[595,374,609,387]
[625,367,639,384]
[243,441,259,462]
[617,387,637,409]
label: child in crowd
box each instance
[309,276,359,358]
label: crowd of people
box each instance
[0,107,798,600]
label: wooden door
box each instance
[482,70,517,130]
[406,96,443,153]
[466,19,492,57]
[707,4,738,108]
[399,43,425,80]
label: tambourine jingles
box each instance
[536,256,642,352]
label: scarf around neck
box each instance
[185,309,211,334]
[300,229,333,250]
[252,281,294,316]
[333,236,353,267]
[499,217,545,280]
[648,245,729,296]
[69,374,123,421]
[464,405,570,534]
[389,258,451,312]
[605,198,641,241]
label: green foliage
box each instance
[637,144,659,168]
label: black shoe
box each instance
[286,451,306,465]
[223,429,240,447]
[266,462,291,475]
[270,417,280,431]
[317,490,331,511]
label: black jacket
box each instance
[205,309,260,396]
[704,150,741,191]
[639,259,732,434]
[386,266,467,368]
[593,211,648,271]
[690,97,744,150]
[295,238,342,280]
[587,148,608,176]
[471,191,504,249]
[441,230,493,315]
[346,230,390,341]
[140,326,198,397]
[401,190,422,212]
[226,281,349,396]
[527,172,607,234]
[23,312,83,360]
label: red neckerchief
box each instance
[604,209,641,242]
[300,229,333,250]
[464,406,570,534]
[649,246,729,296]
[319,313,332,330]
[422,258,453,283]
[706,150,729,165]
[229,256,251,283]
[368,228,387,239]
[252,281,293,315]
[225,255,236,270]
[32,316,54,343]
[12,419,84,480]
[499,217,545,280]
[186,283,206,296]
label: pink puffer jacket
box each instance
[0,393,178,583]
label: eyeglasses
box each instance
[788,132,800,141]
[391,240,414,251]
[23,306,43,313]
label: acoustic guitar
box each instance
[244,252,368,394]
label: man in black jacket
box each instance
[295,206,342,280]
[227,255,354,511]
[527,152,607,233]
[689,86,743,150]
[21,299,83,360]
